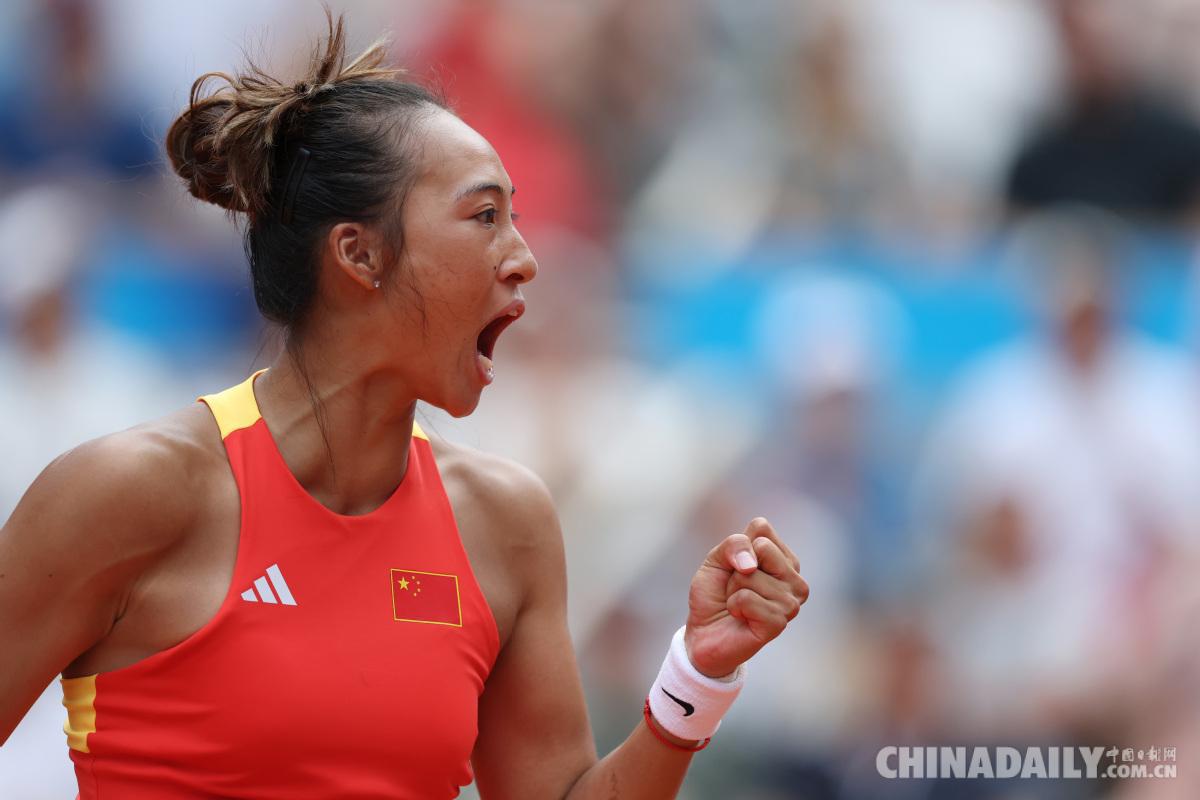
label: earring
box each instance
[373,279,381,289]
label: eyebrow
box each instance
[455,181,516,203]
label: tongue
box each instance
[476,352,495,385]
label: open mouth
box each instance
[476,312,519,361]
[474,301,525,384]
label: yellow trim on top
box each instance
[199,370,266,440]
[61,674,97,753]
[199,369,428,442]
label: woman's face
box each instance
[386,110,537,417]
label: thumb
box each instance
[703,532,758,576]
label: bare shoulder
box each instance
[431,436,557,533]
[0,401,231,706]
[428,435,564,582]
[5,401,225,560]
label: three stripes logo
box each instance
[240,563,297,606]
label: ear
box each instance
[327,222,384,291]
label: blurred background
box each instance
[3,0,1200,797]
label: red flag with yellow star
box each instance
[390,569,462,626]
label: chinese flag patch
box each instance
[390,569,462,627]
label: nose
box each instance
[499,232,538,285]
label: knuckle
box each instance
[797,580,811,604]
[749,571,775,592]
[732,587,756,607]
[757,538,781,557]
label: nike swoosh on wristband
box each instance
[661,687,695,717]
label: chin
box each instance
[444,400,481,419]
[433,388,483,419]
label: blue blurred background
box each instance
[3,1,1200,798]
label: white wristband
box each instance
[647,626,744,741]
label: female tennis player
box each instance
[0,15,808,799]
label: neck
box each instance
[254,340,420,516]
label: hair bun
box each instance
[165,12,402,219]
[166,70,301,217]
[166,87,247,213]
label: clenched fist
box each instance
[683,517,809,679]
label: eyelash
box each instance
[475,209,521,225]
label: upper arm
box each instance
[469,462,597,800]
[0,428,193,744]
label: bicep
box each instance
[470,496,596,799]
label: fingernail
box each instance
[735,552,756,571]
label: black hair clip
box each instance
[279,147,311,225]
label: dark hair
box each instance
[165,12,446,332]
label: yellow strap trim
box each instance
[61,674,97,753]
[199,369,428,443]
[199,369,266,440]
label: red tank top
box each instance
[60,371,500,798]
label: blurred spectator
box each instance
[847,0,1059,252]
[915,207,1200,741]
[413,2,614,244]
[0,181,178,517]
[0,0,157,179]
[570,0,708,210]
[765,2,903,242]
[753,271,911,603]
[1007,0,1200,224]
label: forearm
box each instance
[564,714,701,800]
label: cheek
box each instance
[410,234,495,308]
[392,264,481,357]
[389,218,497,358]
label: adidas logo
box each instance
[240,563,297,606]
